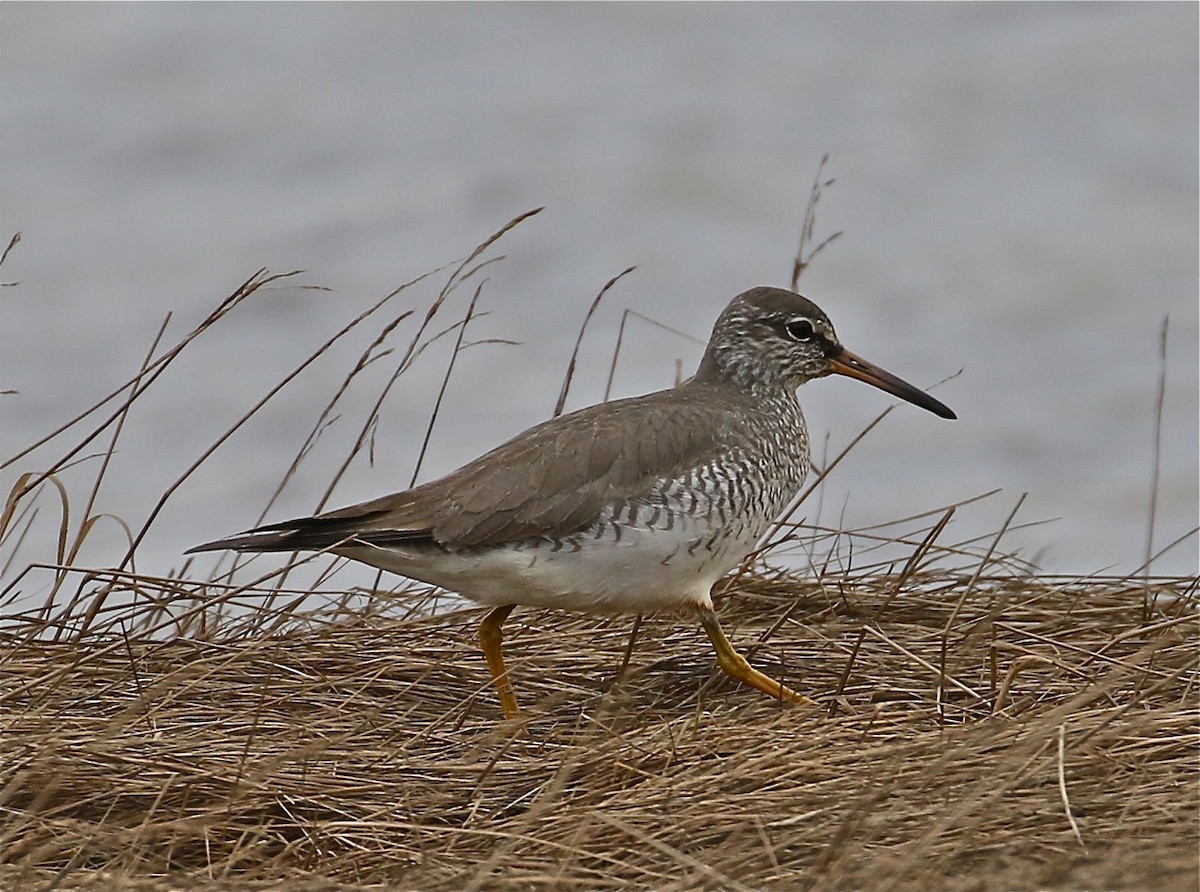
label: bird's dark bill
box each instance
[829,348,956,419]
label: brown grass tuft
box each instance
[2,568,1196,891]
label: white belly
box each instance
[336,519,758,614]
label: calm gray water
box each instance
[2,4,1197,602]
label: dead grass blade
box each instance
[554,266,636,417]
[791,154,843,291]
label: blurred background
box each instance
[1,3,1196,591]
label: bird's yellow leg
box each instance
[695,606,816,708]
[479,604,520,719]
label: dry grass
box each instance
[2,212,1197,890]
[1,569,1196,891]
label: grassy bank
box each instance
[2,568,1195,890]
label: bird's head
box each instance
[696,286,956,419]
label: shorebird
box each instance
[190,287,954,718]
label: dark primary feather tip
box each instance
[186,507,412,556]
[186,518,312,554]
[185,531,287,554]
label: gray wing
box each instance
[188,389,743,554]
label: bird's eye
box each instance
[785,319,816,342]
